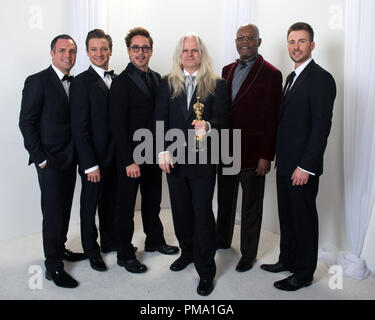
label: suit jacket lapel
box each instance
[232,55,264,107]
[283,59,316,105]
[126,65,152,100]
[279,60,316,120]
[176,91,189,121]
[48,66,69,104]
[186,87,198,122]
[88,66,109,92]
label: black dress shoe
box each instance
[45,269,78,288]
[117,258,147,273]
[89,255,107,272]
[260,261,292,273]
[170,257,193,271]
[274,275,312,291]
[145,244,179,255]
[197,278,214,296]
[235,257,254,272]
[63,248,86,262]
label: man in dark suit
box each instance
[216,24,282,272]
[260,22,336,291]
[19,35,86,289]
[156,33,229,296]
[70,29,117,272]
[109,27,178,275]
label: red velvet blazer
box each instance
[222,54,282,170]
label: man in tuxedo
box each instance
[109,27,178,275]
[260,22,336,291]
[216,24,282,272]
[19,35,86,289]
[70,29,117,272]
[156,33,229,296]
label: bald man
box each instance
[216,24,282,272]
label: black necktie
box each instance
[104,70,114,77]
[62,74,74,82]
[283,71,296,96]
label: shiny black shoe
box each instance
[274,275,312,291]
[89,255,107,272]
[63,248,86,262]
[235,257,255,272]
[260,261,293,273]
[170,257,193,272]
[145,244,179,255]
[45,268,79,288]
[117,258,147,273]
[197,278,214,296]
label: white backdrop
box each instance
[1,0,374,274]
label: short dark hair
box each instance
[125,27,153,49]
[85,29,113,50]
[287,22,314,42]
[50,34,77,53]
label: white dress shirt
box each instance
[91,64,112,89]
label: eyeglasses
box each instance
[235,35,258,42]
[130,45,151,53]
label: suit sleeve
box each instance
[258,69,282,161]
[109,77,134,167]
[19,75,47,164]
[298,71,336,172]
[207,79,230,130]
[154,77,170,155]
[70,77,98,170]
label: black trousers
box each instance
[79,164,117,258]
[276,172,320,282]
[167,169,216,280]
[116,164,165,261]
[35,163,76,272]
[216,167,265,260]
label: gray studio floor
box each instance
[1,209,375,300]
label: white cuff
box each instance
[298,166,315,176]
[39,160,47,167]
[206,121,211,134]
[85,165,99,174]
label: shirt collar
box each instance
[51,64,69,80]
[294,58,313,78]
[91,64,107,79]
[184,69,198,77]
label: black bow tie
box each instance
[104,70,114,77]
[62,74,74,82]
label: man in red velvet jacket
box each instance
[216,24,282,272]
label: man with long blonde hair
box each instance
[155,33,230,296]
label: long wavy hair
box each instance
[168,33,219,100]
